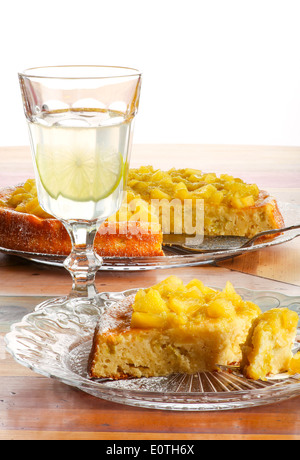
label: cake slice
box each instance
[240,308,299,380]
[88,276,262,379]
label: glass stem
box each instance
[63,220,103,298]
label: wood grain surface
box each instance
[0,144,299,440]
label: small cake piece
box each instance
[88,276,261,379]
[240,308,299,380]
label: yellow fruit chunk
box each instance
[242,195,255,207]
[154,276,185,296]
[206,298,235,318]
[174,187,190,200]
[231,195,244,209]
[131,312,167,329]
[288,352,300,375]
[150,189,170,200]
[168,296,201,317]
[222,281,243,307]
[133,289,169,315]
[186,279,216,298]
[151,170,164,182]
[203,173,217,183]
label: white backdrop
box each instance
[2,0,300,146]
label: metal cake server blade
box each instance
[163,224,300,254]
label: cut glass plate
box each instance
[5,287,300,411]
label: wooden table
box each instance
[0,145,300,440]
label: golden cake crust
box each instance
[88,295,136,380]
[0,185,164,257]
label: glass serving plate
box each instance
[0,201,299,271]
[5,287,300,411]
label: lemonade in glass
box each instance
[19,66,141,299]
[29,108,130,221]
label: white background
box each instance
[2,0,300,146]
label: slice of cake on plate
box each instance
[88,276,262,379]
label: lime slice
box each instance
[36,145,123,202]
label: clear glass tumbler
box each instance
[18,65,142,301]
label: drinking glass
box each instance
[18,65,142,302]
